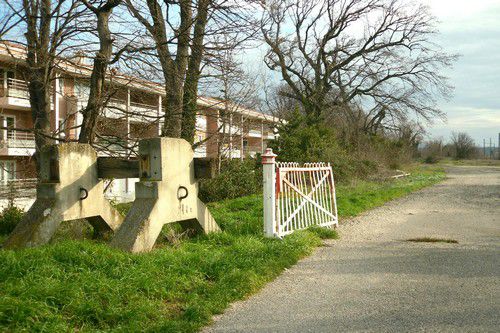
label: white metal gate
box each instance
[262,149,338,238]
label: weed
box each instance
[0,206,24,235]
[406,237,458,244]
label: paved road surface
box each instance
[205,166,500,332]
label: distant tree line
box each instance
[420,131,479,162]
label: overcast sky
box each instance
[422,0,500,145]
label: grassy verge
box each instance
[0,165,444,332]
[437,158,500,166]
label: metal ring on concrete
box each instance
[79,187,89,200]
[177,186,189,200]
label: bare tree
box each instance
[78,0,123,144]
[260,0,456,126]
[124,0,257,143]
[421,138,444,162]
[0,0,89,172]
[451,131,476,160]
[202,45,260,167]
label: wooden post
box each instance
[262,148,277,238]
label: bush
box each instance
[267,113,382,182]
[424,155,440,164]
[199,159,262,202]
[0,205,24,235]
[451,131,477,159]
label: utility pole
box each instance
[490,138,493,159]
[498,133,500,160]
[483,139,486,158]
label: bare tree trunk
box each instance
[163,77,183,137]
[24,0,55,173]
[181,0,209,144]
[79,0,121,144]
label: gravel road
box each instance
[204,166,500,333]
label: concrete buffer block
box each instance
[2,143,124,249]
[110,137,220,253]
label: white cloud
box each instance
[438,107,500,128]
[423,0,500,143]
[423,0,500,20]
[428,106,500,143]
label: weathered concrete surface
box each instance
[2,143,123,249]
[110,138,220,253]
[205,166,500,332]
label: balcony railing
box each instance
[1,130,36,149]
[243,145,263,157]
[103,98,159,121]
[95,137,139,158]
[0,178,37,198]
[1,78,30,99]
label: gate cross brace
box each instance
[281,172,335,229]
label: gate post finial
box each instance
[262,148,277,237]
[262,148,277,164]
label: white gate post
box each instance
[262,148,277,237]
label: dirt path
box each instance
[204,166,500,332]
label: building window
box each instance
[59,77,64,91]
[58,120,66,138]
[0,160,16,184]
[74,80,90,99]
[5,116,15,139]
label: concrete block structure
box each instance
[110,138,220,253]
[2,143,123,249]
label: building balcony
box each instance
[243,145,263,157]
[0,130,36,156]
[0,178,37,197]
[95,136,139,158]
[194,143,207,158]
[0,78,31,109]
[217,120,242,135]
[247,129,263,138]
[244,127,276,139]
[129,101,158,122]
[103,98,126,119]
[103,98,159,122]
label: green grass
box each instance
[0,165,444,332]
[437,158,500,166]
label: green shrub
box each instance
[267,113,377,183]
[0,205,24,235]
[199,159,262,202]
[424,155,440,164]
